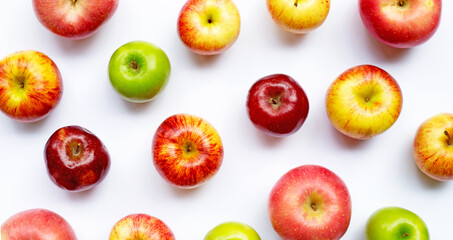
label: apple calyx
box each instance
[182,141,198,157]
[445,131,452,146]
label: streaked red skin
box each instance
[109,214,175,240]
[0,50,62,122]
[1,208,77,240]
[269,165,352,240]
[247,74,309,137]
[33,0,119,39]
[44,125,110,192]
[152,114,224,188]
[359,0,442,48]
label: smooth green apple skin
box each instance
[108,41,171,103]
[204,222,261,240]
[366,207,429,240]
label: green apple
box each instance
[108,41,171,103]
[204,222,261,240]
[366,207,429,240]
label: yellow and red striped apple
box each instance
[109,214,175,240]
[177,0,241,55]
[413,113,453,181]
[152,114,223,189]
[0,50,62,122]
[326,65,403,140]
[266,0,330,34]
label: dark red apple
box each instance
[246,74,309,137]
[1,208,77,240]
[269,165,352,240]
[44,125,110,192]
[152,114,224,189]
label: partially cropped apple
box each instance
[366,207,429,240]
[0,50,62,122]
[359,0,442,48]
[152,114,224,188]
[413,113,453,181]
[1,208,77,240]
[44,125,110,191]
[267,0,330,34]
[268,165,351,240]
[326,65,403,140]
[108,41,171,103]
[177,0,241,55]
[204,222,261,240]
[33,0,119,39]
[246,74,309,137]
[109,214,175,240]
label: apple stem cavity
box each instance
[71,0,78,5]
[311,203,318,211]
[397,0,405,7]
[73,143,82,156]
[445,131,452,146]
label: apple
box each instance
[177,0,241,55]
[366,207,429,240]
[0,50,62,122]
[266,0,330,34]
[204,221,261,240]
[152,114,223,189]
[32,0,119,39]
[246,74,309,137]
[108,41,171,103]
[359,0,442,48]
[1,208,77,240]
[413,113,453,181]
[44,125,110,191]
[109,213,175,240]
[268,165,351,240]
[325,64,403,140]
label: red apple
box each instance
[359,0,442,48]
[269,165,352,240]
[0,50,62,122]
[177,0,241,55]
[152,114,224,189]
[1,208,77,240]
[109,214,175,240]
[246,74,309,137]
[414,113,453,181]
[326,65,403,140]
[32,0,119,40]
[44,125,110,192]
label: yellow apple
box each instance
[414,113,453,181]
[266,0,330,34]
[325,65,403,140]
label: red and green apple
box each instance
[0,50,63,122]
[152,114,224,189]
[109,214,175,240]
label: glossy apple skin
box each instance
[108,41,171,103]
[204,222,261,240]
[269,165,351,240]
[246,74,309,137]
[413,113,453,181]
[152,114,223,189]
[177,0,241,55]
[1,208,77,240]
[326,65,403,140]
[109,214,175,240]
[267,0,330,34]
[0,50,62,122]
[32,0,119,40]
[366,207,429,240]
[44,125,110,192]
[359,0,442,48]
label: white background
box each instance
[0,0,452,239]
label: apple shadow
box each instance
[329,125,368,149]
[364,34,410,62]
[188,52,221,67]
[274,26,308,46]
[120,99,152,114]
[50,31,102,54]
[169,184,204,198]
[406,142,445,189]
[254,129,286,148]
[12,115,52,133]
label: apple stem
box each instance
[294,1,298,7]
[398,0,405,7]
[311,203,318,211]
[71,0,78,5]
[445,131,452,145]
[74,143,82,155]
[402,233,409,237]
[129,61,139,72]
